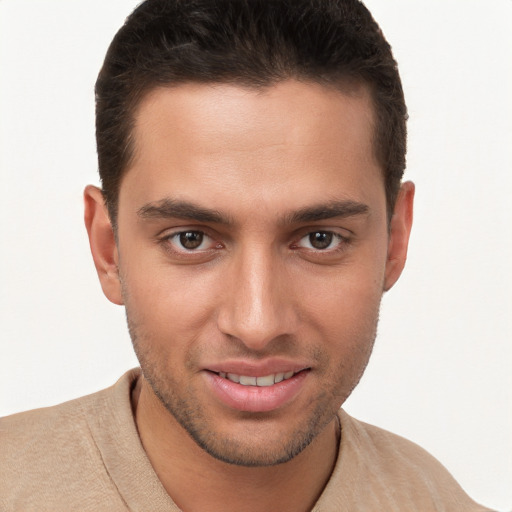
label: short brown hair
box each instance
[96,0,407,226]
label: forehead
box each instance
[120,80,383,218]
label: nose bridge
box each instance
[218,241,294,349]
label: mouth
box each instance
[205,368,311,412]
[214,370,303,387]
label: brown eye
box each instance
[308,231,333,250]
[179,231,204,249]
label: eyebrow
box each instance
[137,198,369,225]
[137,198,229,224]
[284,200,369,224]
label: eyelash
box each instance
[159,229,350,258]
[160,230,221,258]
[293,231,348,252]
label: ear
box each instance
[384,181,415,291]
[84,185,124,305]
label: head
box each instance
[86,0,413,468]
[95,0,407,228]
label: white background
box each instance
[0,1,510,510]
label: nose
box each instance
[216,244,298,351]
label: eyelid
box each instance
[291,228,352,257]
[159,228,222,255]
[156,225,352,261]
[293,225,351,241]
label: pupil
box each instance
[180,231,203,249]
[310,232,332,249]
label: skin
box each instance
[84,80,414,512]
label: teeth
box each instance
[218,371,298,386]
[239,376,257,385]
[274,372,284,383]
[256,374,275,387]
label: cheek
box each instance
[120,259,221,340]
[310,286,381,352]
[313,280,381,392]
[298,256,386,326]
[294,256,385,373]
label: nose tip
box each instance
[216,251,297,351]
[219,298,284,351]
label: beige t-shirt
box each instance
[0,369,492,511]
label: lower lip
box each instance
[204,371,309,413]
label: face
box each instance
[86,80,413,467]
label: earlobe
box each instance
[83,185,124,305]
[384,181,415,292]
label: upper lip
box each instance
[204,359,311,377]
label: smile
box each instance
[206,368,310,412]
[216,371,297,387]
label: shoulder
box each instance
[338,409,452,477]
[0,370,138,457]
[314,410,493,511]
[0,370,140,511]
[1,384,106,465]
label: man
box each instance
[0,0,495,510]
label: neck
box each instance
[132,376,340,512]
